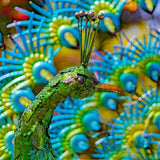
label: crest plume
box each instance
[75,10,104,67]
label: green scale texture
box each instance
[14,66,98,160]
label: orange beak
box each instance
[94,83,124,93]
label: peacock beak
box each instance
[94,83,124,93]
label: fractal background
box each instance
[0,0,160,159]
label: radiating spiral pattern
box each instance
[0,0,160,159]
[0,122,16,159]
[91,86,160,160]
[49,97,101,159]
[52,0,126,33]
[0,14,60,120]
[7,1,80,49]
[89,47,139,93]
[89,27,160,92]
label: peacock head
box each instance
[60,65,123,99]
[67,11,123,98]
[56,11,123,99]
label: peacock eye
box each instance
[78,77,84,84]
